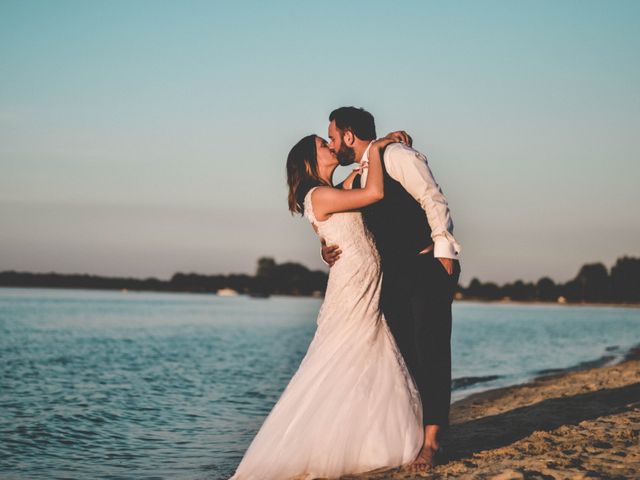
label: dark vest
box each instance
[353,149,433,272]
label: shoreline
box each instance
[450,349,632,406]
[347,345,640,479]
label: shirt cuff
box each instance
[434,238,460,259]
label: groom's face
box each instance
[328,120,356,166]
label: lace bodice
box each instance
[303,186,381,285]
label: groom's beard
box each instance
[336,144,356,166]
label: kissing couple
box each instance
[230,106,462,479]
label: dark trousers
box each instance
[381,251,460,429]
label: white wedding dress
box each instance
[229,187,423,480]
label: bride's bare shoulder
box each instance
[310,186,336,222]
[309,185,336,202]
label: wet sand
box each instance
[344,346,640,479]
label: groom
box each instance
[321,106,461,470]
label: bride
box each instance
[229,132,423,480]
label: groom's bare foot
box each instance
[408,443,440,473]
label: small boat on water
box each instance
[217,288,239,297]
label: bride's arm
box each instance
[312,137,392,220]
[319,130,412,265]
[338,170,360,190]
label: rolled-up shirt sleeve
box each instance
[383,143,462,259]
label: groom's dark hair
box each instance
[329,107,376,141]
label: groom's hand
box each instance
[321,239,341,267]
[438,257,455,275]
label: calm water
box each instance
[1,287,638,479]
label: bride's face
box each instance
[315,136,338,168]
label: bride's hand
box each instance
[383,130,412,147]
[372,131,408,150]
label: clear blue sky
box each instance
[1,0,639,284]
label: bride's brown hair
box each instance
[286,135,329,215]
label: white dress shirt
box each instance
[359,141,461,259]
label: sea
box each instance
[1,287,638,479]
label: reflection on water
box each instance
[0,288,638,479]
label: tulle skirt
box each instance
[229,309,423,480]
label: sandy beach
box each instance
[344,346,640,479]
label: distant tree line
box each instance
[170,257,328,296]
[459,256,640,303]
[0,257,329,297]
[0,255,638,303]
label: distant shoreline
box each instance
[2,253,638,304]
